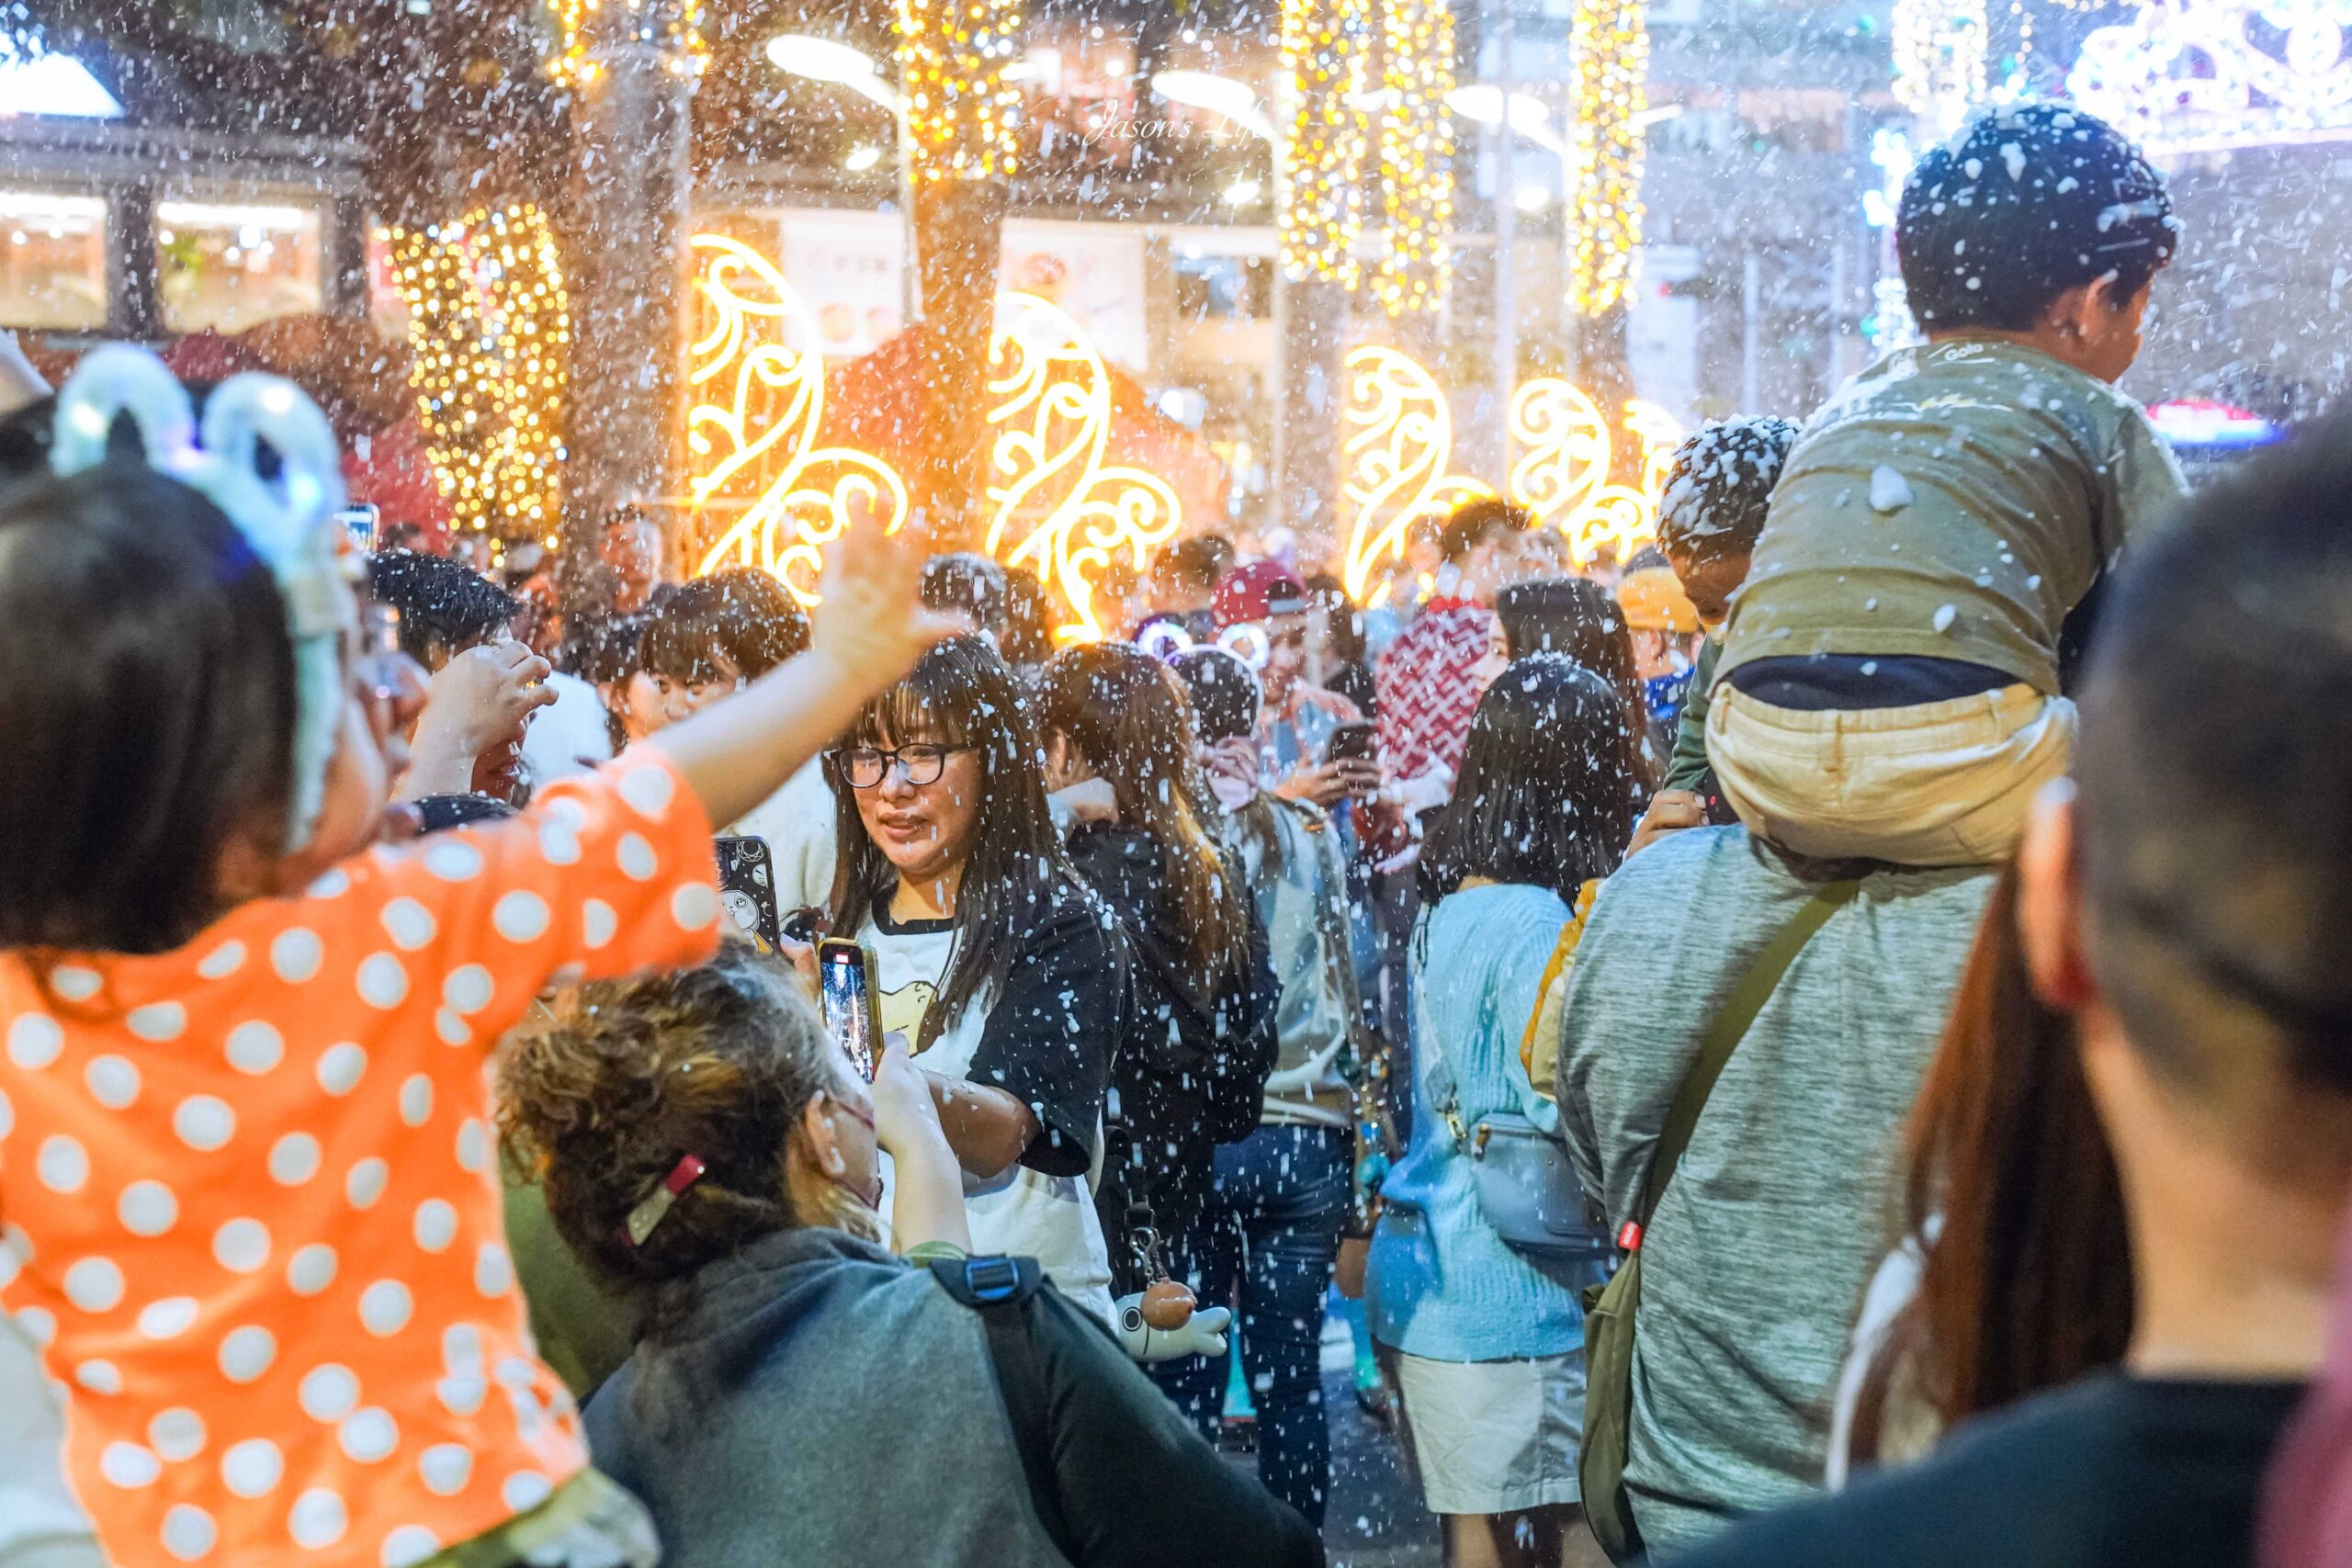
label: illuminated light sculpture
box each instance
[1339,346,1495,602]
[897,0,1025,180]
[685,234,910,604]
[1373,0,1458,315]
[548,0,709,85]
[1505,378,1687,567]
[382,204,571,540]
[1893,0,1989,133]
[2068,0,2352,154]
[984,293,1185,644]
[1281,0,1374,285]
[1566,0,1652,315]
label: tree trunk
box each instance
[1274,271,1351,546]
[905,177,1006,552]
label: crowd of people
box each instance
[3,98,2351,1568]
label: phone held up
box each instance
[335,503,381,555]
[818,938,884,1082]
[714,835,783,952]
[1323,720,1376,766]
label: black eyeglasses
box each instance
[834,744,971,789]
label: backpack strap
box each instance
[1623,881,1859,1252]
[1521,878,1604,1089]
[926,1255,1071,1558]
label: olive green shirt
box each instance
[1720,338,2188,694]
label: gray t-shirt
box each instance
[1551,827,1993,1553]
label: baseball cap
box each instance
[1213,561,1309,628]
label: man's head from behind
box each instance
[1438,497,1539,605]
[366,548,520,671]
[1657,416,1799,628]
[2020,420,2352,1212]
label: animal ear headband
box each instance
[1136,615,1273,673]
[51,344,354,853]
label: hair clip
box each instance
[50,344,353,852]
[624,1154,707,1247]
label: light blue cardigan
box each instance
[1366,882,1607,1363]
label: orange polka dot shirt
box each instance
[0,749,721,1568]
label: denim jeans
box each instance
[1157,1122,1353,1527]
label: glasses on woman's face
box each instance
[835,743,970,789]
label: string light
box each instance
[1280,0,1373,285]
[1566,0,1650,315]
[1372,0,1456,315]
[381,204,571,540]
[548,0,709,86]
[1892,0,1987,133]
[685,234,910,604]
[1506,378,1685,565]
[896,0,1025,181]
[1339,346,1493,600]
[986,293,1184,644]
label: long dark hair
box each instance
[0,463,298,953]
[1418,653,1645,907]
[827,636,1085,1032]
[1038,642,1251,990]
[1848,862,2131,1466]
[1496,576,1650,770]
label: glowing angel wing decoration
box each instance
[687,233,909,604]
[1339,345,1494,602]
[1506,378,1612,536]
[1624,398,1685,499]
[984,293,1183,645]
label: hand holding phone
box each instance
[715,835,783,951]
[818,938,884,1081]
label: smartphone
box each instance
[336,503,381,554]
[1325,721,1377,765]
[713,835,782,951]
[818,937,883,1081]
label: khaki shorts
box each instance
[1705,680,2074,867]
[1386,1348,1589,1516]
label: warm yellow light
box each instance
[897,0,1025,181]
[1280,0,1371,285]
[1566,0,1649,315]
[1339,346,1493,601]
[985,294,1183,644]
[684,234,910,604]
[1373,0,1456,316]
[1505,378,1685,565]
[548,0,708,86]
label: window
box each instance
[155,198,323,333]
[0,191,107,330]
[1174,254,1272,321]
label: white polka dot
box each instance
[271,927,323,983]
[288,1244,338,1297]
[424,840,482,883]
[473,1243,514,1299]
[492,891,550,943]
[161,1503,216,1561]
[381,1525,441,1567]
[338,1406,398,1463]
[435,1375,487,1416]
[149,1407,206,1461]
[101,1440,161,1488]
[308,867,352,898]
[454,1120,490,1174]
[316,1043,367,1096]
[0,1087,11,1140]
[379,897,436,952]
[502,1470,554,1512]
[138,1297,198,1340]
[64,1257,124,1313]
[269,1133,321,1187]
[413,1200,458,1254]
[345,1158,389,1211]
[119,1180,178,1236]
[441,1322,484,1375]
[125,1001,186,1042]
[418,1443,473,1497]
[537,821,581,864]
[359,1280,413,1337]
[84,1055,139,1109]
[300,1364,359,1422]
[582,898,617,949]
[7,1013,62,1070]
[75,1359,121,1393]
[174,1096,234,1152]
[220,1438,283,1498]
[434,1010,471,1046]
[13,1306,53,1348]
[492,1354,538,1390]
[218,1325,275,1383]
[356,953,409,1010]
[672,882,719,931]
[223,1021,284,1075]
[212,1218,270,1274]
[37,1134,88,1194]
[616,832,658,882]
[441,964,494,1015]
[398,1075,434,1127]
[50,964,102,1001]
[288,1489,348,1549]
[196,941,246,980]
[617,761,676,818]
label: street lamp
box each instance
[1445,85,1566,157]
[765,33,901,113]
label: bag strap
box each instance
[928,1255,1073,1558]
[1519,879,1603,1086]
[1625,881,1859,1247]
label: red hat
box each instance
[1213,561,1309,628]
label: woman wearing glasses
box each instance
[825,636,1126,1321]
